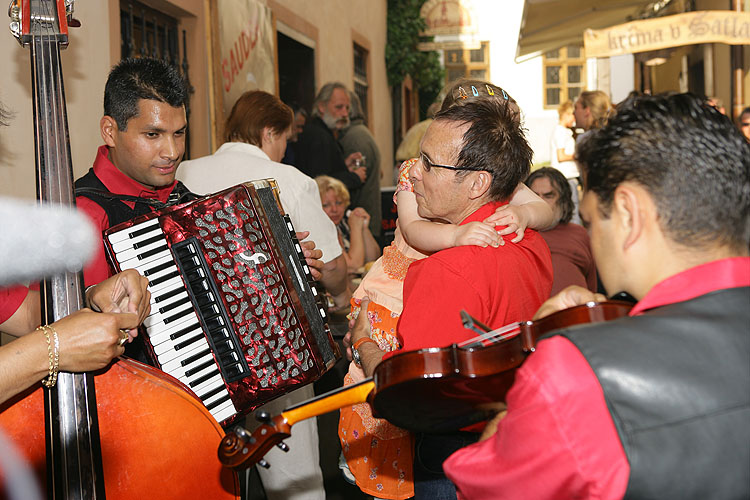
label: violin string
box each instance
[458,321,521,348]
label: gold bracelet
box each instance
[38,325,60,388]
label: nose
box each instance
[162,135,182,160]
[411,157,424,182]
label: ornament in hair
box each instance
[485,85,494,96]
[457,86,468,100]
[471,86,479,97]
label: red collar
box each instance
[93,145,176,203]
[460,201,507,225]
[630,257,750,316]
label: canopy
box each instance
[517,0,654,61]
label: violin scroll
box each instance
[218,415,292,470]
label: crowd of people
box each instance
[0,55,748,500]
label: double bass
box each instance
[0,2,237,498]
[218,300,632,470]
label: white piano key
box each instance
[212,400,238,423]
[118,247,171,270]
[110,227,165,253]
[116,237,168,262]
[150,289,190,308]
[160,346,212,374]
[147,275,185,295]
[144,302,194,329]
[176,363,218,388]
[189,373,226,397]
[148,317,201,346]
[107,219,161,245]
[154,334,209,363]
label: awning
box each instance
[517,0,656,61]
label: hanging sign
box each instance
[217,0,275,113]
[584,10,750,59]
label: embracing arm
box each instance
[397,190,500,253]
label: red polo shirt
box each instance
[396,201,553,351]
[0,285,29,325]
[444,256,750,500]
[77,146,177,286]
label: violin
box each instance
[218,300,633,471]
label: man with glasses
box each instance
[349,97,553,499]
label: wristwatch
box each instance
[352,337,377,367]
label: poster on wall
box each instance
[217,0,275,117]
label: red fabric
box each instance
[0,285,29,324]
[77,146,176,286]
[540,222,597,295]
[396,201,553,352]
[443,256,750,500]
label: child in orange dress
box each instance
[338,82,554,500]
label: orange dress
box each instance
[337,160,423,499]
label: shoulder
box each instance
[75,195,109,230]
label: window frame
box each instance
[542,45,587,109]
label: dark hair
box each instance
[577,92,750,252]
[434,97,532,202]
[526,167,574,224]
[224,90,293,145]
[103,57,189,130]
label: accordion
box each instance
[104,180,340,426]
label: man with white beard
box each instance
[293,82,366,195]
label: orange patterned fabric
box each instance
[339,300,414,499]
[381,244,418,282]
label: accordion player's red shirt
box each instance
[77,145,178,286]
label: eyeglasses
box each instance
[419,152,488,173]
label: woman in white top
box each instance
[549,100,581,224]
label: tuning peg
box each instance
[276,441,290,453]
[257,459,270,469]
[232,426,255,444]
[256,411,272,423]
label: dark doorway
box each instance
[277,32,315,115]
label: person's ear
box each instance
[467,171,492,200]
[611,184,642,251]
[100,116,118,147]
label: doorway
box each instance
[277,32,315,114]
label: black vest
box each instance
[550,287,750,499]
[74,168,198,363]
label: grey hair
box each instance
[312,82,348,117]
[348,91,366,124]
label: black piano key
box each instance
[185,359,215,377]
[175,333,203,351]
[198,384,226,402]
[154,287,183,303]
[158,295,191,314]
[163,306,193,325]
[129,224,160,239]
[169,323,201,341]
[138,243,169,260]
[189,369,217,388]
[149,270,180,287]
[143,260,173,277]
[133,234,165,249]
[206,393,232,411]
[182,348,211,367]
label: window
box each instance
[353,43,369,121]
[443,41,490,85]
[542,45,586,108]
